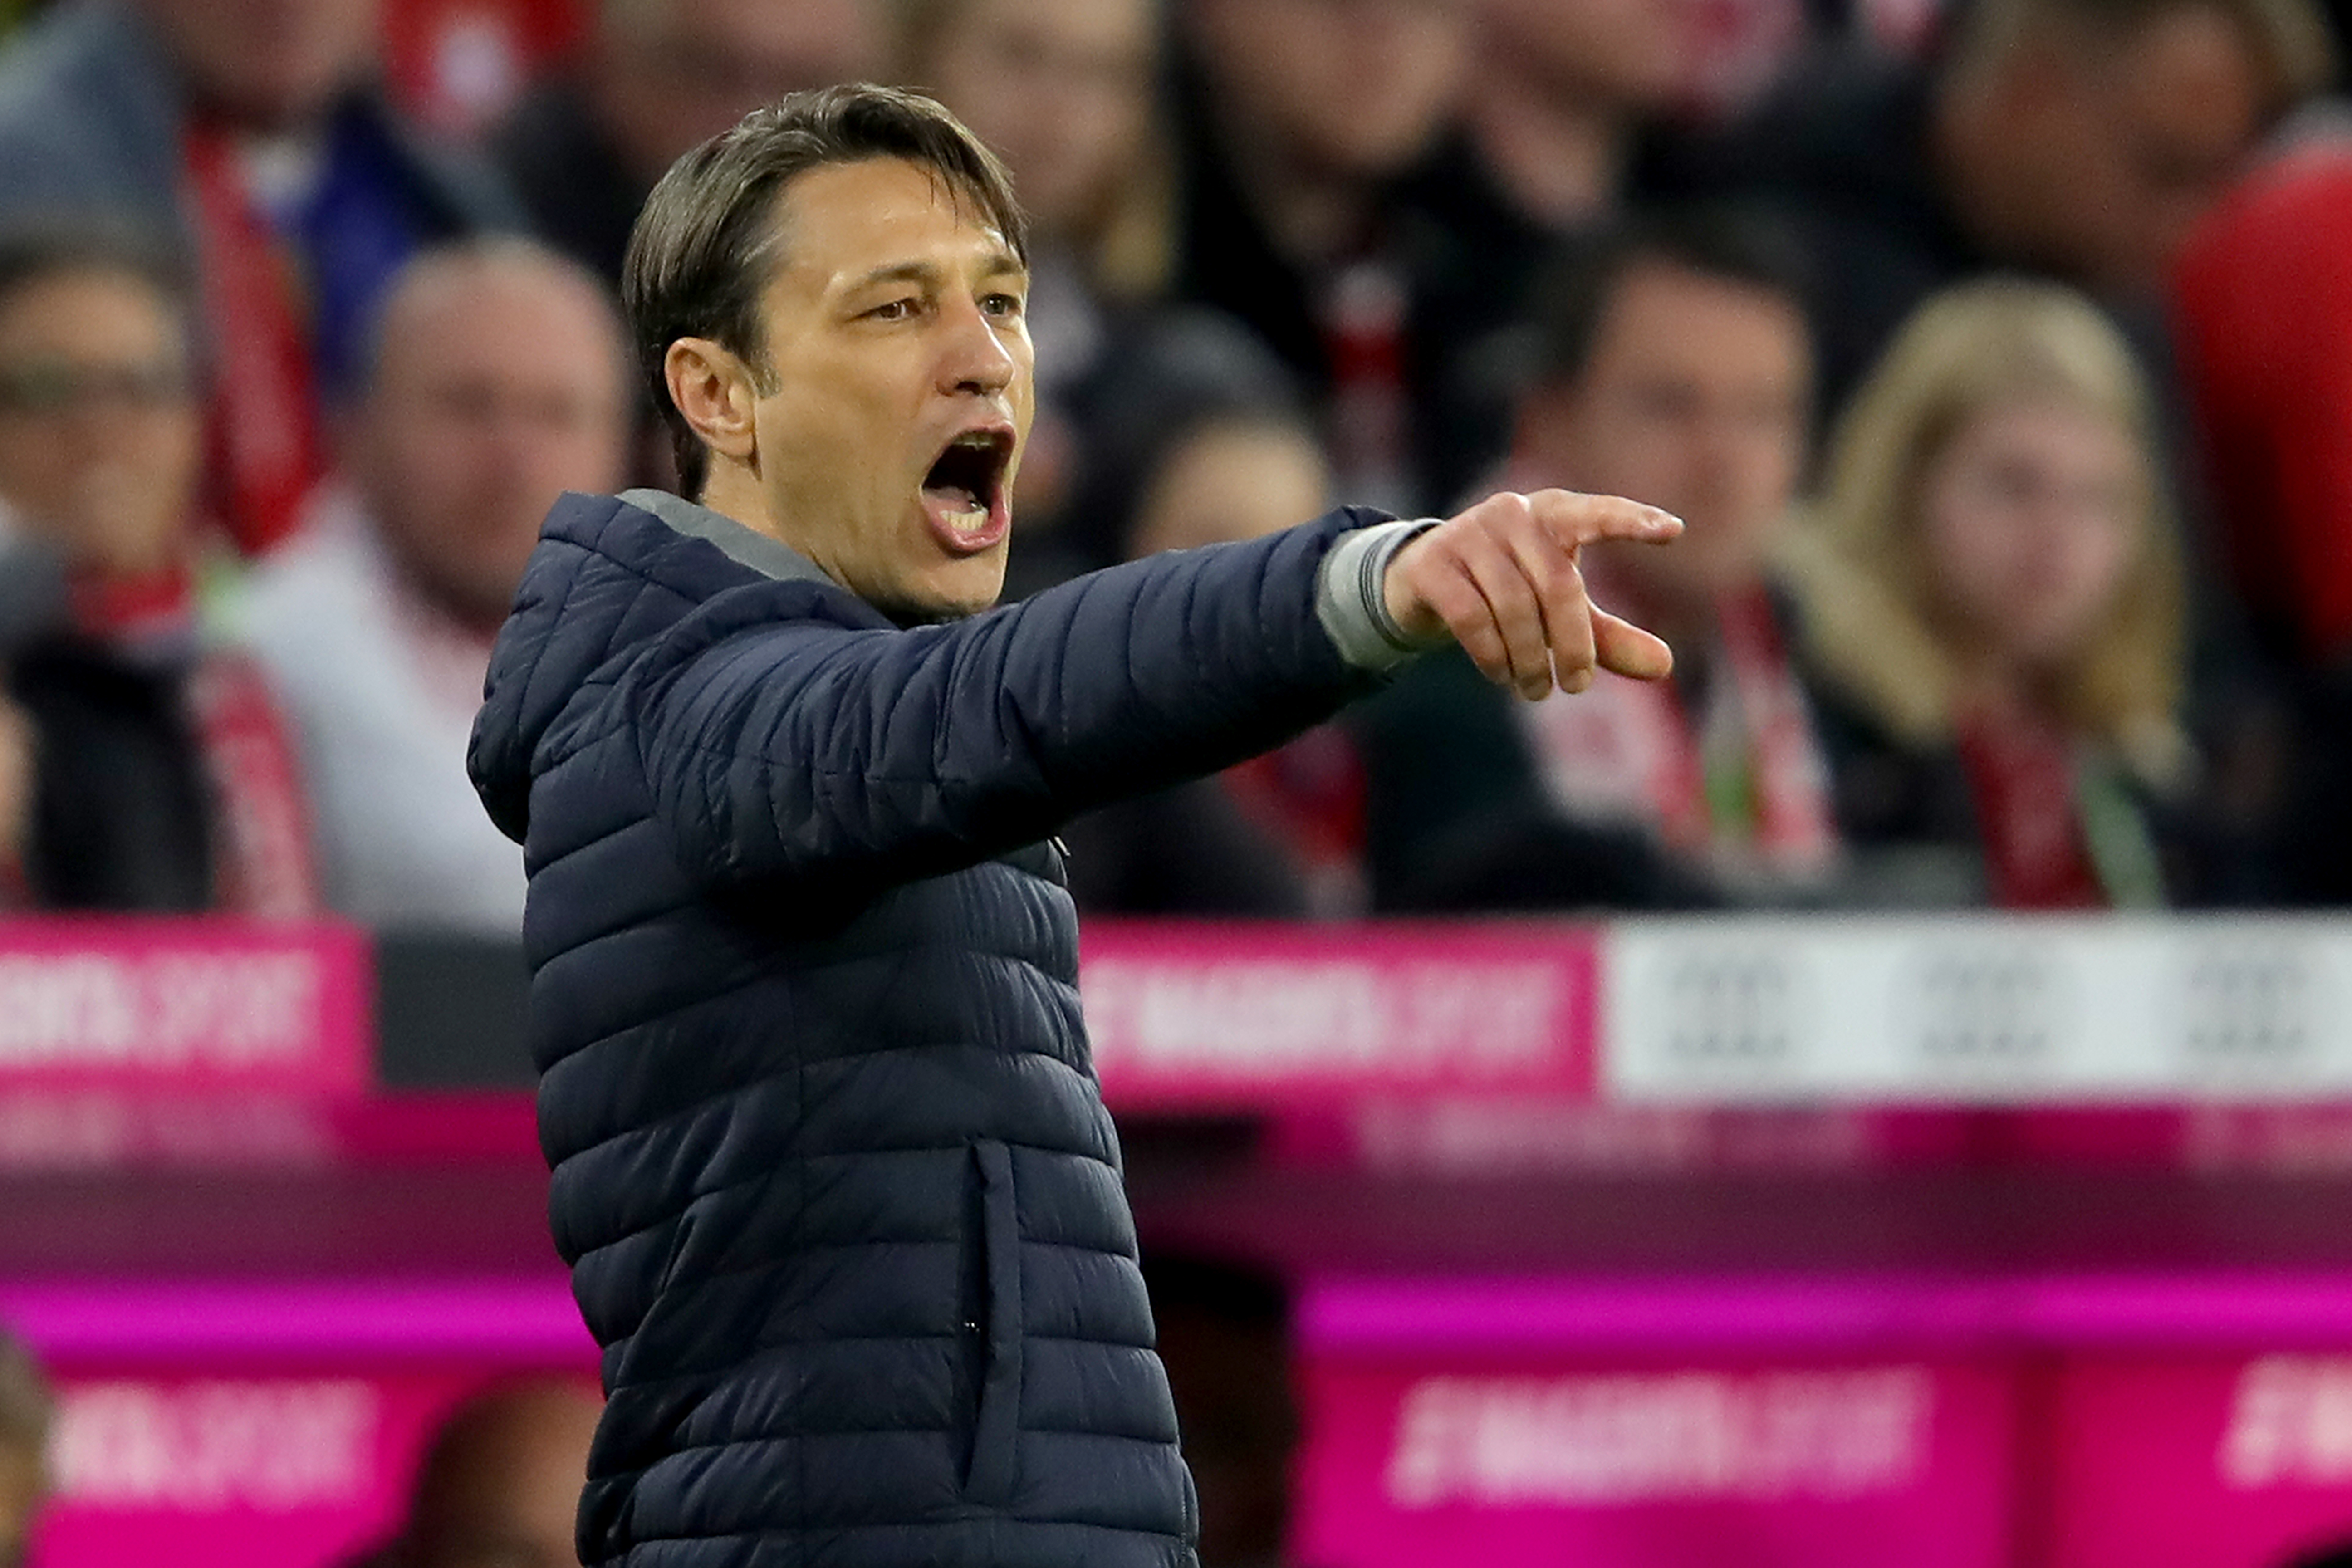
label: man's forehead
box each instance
[761,159,1023,288]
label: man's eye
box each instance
[868,298,918,321]
[981,293,1024,318]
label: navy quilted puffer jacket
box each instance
[468,490,1387,1568]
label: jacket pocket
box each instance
[963,1137,1023,1504]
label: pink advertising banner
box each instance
[23,1274,2352,1565]
[1293,1353,2019,1568]
[0,919,369,1093]
[30,1364,601,1568]
[1289,1274,2352,1568]
[1079,921,1599,1110]
[2046,1354,2352,1568]
[8,1277,595,1568]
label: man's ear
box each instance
[666,338,760,466]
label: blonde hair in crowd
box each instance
[1784,278,2187,783]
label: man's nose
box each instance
[937,299,1019,397]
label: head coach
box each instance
[468,82,1680,1568]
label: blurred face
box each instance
[1916,397,2141,677]
[1473,0,1695,108]
[922,0,1157,238]
[1982,6,2266,292]
[351,258,628,631]
[742,158,1035,620]
[0,269,201,578]
[1187,0,1466,180]
[1516,261,1809,622]
[594,0,882,180]
[1127,420,1332,557]
[136,0,377,126]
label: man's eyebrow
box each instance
[847,260,941,292]
[844,249,1029,293]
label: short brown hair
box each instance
[622,83,1028,498]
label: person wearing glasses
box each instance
[0,224,316,913]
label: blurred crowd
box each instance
[0,0,2347,925]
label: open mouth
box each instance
[921,428,1014,544]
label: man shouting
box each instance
[469,83,1678,1568]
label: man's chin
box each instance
[877,556,1008,625]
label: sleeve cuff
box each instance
[1315,517,1447,672]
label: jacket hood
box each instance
[467,489,848,846]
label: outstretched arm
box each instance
[634,491,1682,893]
[633,510,1384,892]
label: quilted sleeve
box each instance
[630,508,1392,892]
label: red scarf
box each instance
[1521,587,1838,884]
[182,120,325,558]
[182,647,321,918]
[30,565,321,917]
[1221,724,1370,916]
[1955,711,2107,909]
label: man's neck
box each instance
[696,465,782,543]
[1464,58,1630,230]
[674,467,855,592]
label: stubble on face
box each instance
[735,158,1035,622]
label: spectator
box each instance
[898,0,1167,311]
[0,0,515,557]
[0,1330,49,1568]
[492,0,883,288]
[1396,0,1722,505]
[241,241,628,933]
[1669,0,2333,417]
[1460,0,1701,233]
[0,508,62,904]
[1168,0,1470,512]
[1055,316,1354,916]
[1784,279,2189,907]
[1357,209,1828,910]
[2174,146,2352,901]
[897,0,1173,578]
[0,225,318,914]
[2178,147,2352,670]
[361,1378,602,1568]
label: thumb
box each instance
[1593,606,1674,681]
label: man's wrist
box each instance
[1315,517,1446,671]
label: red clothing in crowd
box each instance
[2174,147,2352,666]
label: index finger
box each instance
[1526,489,1683,551]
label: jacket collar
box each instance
[619,488,836,590]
